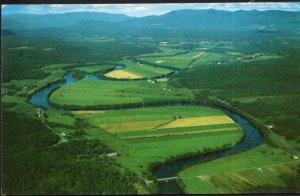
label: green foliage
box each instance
[2,111,139,195]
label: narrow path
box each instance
[38,113,69,145]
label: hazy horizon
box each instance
[2,3,300,17]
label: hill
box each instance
[3,9,299,40]
[2,12,133,30]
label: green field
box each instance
[137,47,186,57]
[2,12,300,194]
[45,110,76,126]
[79,106,225,123]
[137,50,207,69]
[119,130,243,174]
[116,123,241,139]
[74,64,115,73]
[49,78,194,107]
[120,60,173,78]
[2,68,66,97]
[178,144,300,193]
[72,106,244,174]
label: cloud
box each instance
[2,3,300,16]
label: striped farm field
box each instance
[137,50,207,69]
[105,69,142,79]
[121,60,173,78]
[72,105,244,174]
[122,128,241,139]
[192,52,207,59]
[115,123,241,138]
[160,115,235,129]
[178,144,300,194]
[71,110,106,115]
[98,119,171,132]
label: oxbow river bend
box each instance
[30,73,264,194]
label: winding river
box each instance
[29,73,264,194]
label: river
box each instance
[29,73,264,194]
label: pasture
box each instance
[49,78,194,107]
[75,64,115,73]
[105,69,143,79]
[72,106,244,174]
[137,50,207,69]
[137,47,186,57]
[122,60,173,77]
[104,60,173,79]
[159,116,234,128]
[45,110,76,126]
[2,68,66,96]
[178,144,300,193]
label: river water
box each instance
[29,73,264,194]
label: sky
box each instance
[2,3,300,17]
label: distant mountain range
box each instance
[2,12,132,30]
[3,9,300,39]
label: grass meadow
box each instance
[49,78,194,106]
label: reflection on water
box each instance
[30,74,75,109]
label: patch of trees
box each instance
[2,111,143,194]
[48,98,195,111]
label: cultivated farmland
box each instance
[105,60,173,79]
[75,64,115,73]
[73,106,244,174]
[49,78,194,107]
[105,69,143,79]
[136,50,207,69]
[178,144,300,194]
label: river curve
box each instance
[29,73,264,194]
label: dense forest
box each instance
[2,111,143,195]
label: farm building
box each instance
[99,152,118,159]
[36,108,43,117]
[107,152,118,158]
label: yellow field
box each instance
[155,60,164,64]
[104,70,142,79]
[99,120,171,132]
[160,116,234,129]
[122,127,240,139]
[192,52,207,59]
[72,110,106,114]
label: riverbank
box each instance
[29,72,266,194]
